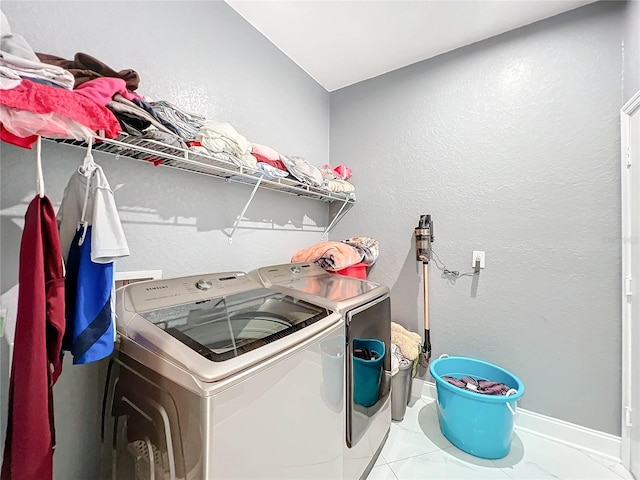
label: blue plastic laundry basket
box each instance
[352,338,385,407]
[429,356,524,459]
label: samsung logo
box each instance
[146,285,169,291]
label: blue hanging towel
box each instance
[64,226,115,364]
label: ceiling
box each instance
[226,0,595,92]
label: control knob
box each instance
[195,279,213,291]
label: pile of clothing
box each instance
[1,8,356,196]
[442,376,510,396]
[390,322,422,375]
[32,51,193,148]
[0,12,122,148]
[291,237,379,272]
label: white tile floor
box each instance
[369,397,635,480]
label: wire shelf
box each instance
[49,134,355,204]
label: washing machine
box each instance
[251,262,392,480]
[104,271,346,479]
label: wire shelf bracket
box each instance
[226,175,264,244]
[322,198,353,240]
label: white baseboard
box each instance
[413,379,622,462]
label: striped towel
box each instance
[149,100,206,140]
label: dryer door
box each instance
[346,295,391,447]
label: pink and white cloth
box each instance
[251,143,287,171]
[74,77,139,106]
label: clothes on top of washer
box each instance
[291,241,362,272]
[342,236,379,266]
[58,161,129,365]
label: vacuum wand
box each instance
[415,215,433,367]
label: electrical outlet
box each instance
[472,251,485,269]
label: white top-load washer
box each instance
[106,271,346,480]
[251,263,392,480]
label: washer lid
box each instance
[251,263,380,302]
[138,287,327,363]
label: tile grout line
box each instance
[384,397,632,480]
[491,459,517,480]
[605,462,632,480]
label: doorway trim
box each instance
[621,89,640,472]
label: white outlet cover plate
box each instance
[472,251,485,268]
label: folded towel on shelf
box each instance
[391,322,422,361]
[196,120,256,169]
[280,154,323,187]
[149,100,205,141]
[1,13,75,90]
[252,143,288,171]
[36,51,140,90]
[323,178,356,193]
[256,162,288,179]
[0,50,74,90]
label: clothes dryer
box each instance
[105,271,345,479]
[251,263,392,480]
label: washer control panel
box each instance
[123,272,257,312]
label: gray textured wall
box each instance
[330,1,625,435]
[0,2,329,479]
[625,0,640,103]
[0,1,635,477]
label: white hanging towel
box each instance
[57,160,129,364]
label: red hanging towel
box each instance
[2,195,65,480]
